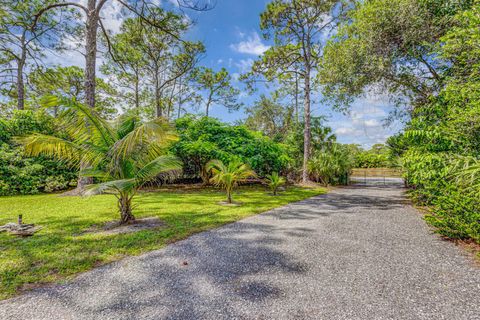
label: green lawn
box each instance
[0,185,325,300]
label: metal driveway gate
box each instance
[349,168,404,187]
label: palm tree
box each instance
[19,96,182,224]
[308,143,352,186]
[206,159,256,203]
[265,172,286,195]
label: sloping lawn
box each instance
[0,185,325,300]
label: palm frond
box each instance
[44,96,116,148]
[206,159,256,186]
[112,118,178,164]
[233,162,257,181]
[85,179,137,196]
[80,143,110,168]
[135,156,183,183]
[18,134,83,167]
[136,142,172,167]
[205,159,227,174]
[115,115,138,139]
[266,172,285,187]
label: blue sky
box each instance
[185,0,403,148]
[53,0,403,148]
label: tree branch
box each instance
[116,0,184,42]
[33,2,88,29]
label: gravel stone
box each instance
[1,183,479,320]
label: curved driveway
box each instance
[1,184,479,319]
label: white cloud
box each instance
[230,32,270,56]
[335,127,356,135]
[235,59,254,73]
[364,119,380,127]
[100,1,124,33]
[326,93,403,148]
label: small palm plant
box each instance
[20,97,182,224]
[265,172,286,195]
[206,159,256,203]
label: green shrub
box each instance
[0,110,77,196]
[308,143,352,186]
[172,116,291,179]
[426,187,480,242]
[401,150,451,204]
[400,148,480,243]
[44,176,71,193]
[0,143,76,195]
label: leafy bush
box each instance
[426,187,480,242]
[354,152,390,168]
[0,110,76,196]
[44,176,71,193]
[401,150,451,204]
[308,144,352,186]
[172,116,291,180]
[351,144,396,168]
[0,142,76,195]
[397,135,480,243]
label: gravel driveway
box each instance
[1,184,479,320]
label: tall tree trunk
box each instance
[295,73,299,123]
[155,73,163,117]
[134,73,140,111]
[167,80,176,119]
[177,78,183,119]
[156,99,162,117]
[84,0,99,110]
[16,34,27,110]
[206,92,213,117]
[302,67,311,184]
[74,0,98,193]
[16,58,25,110]
[75,162,92,192]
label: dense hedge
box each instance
[392,98,480,244]
[171,116,291,180]
[0,111,77,196]
[401,150,480,243]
